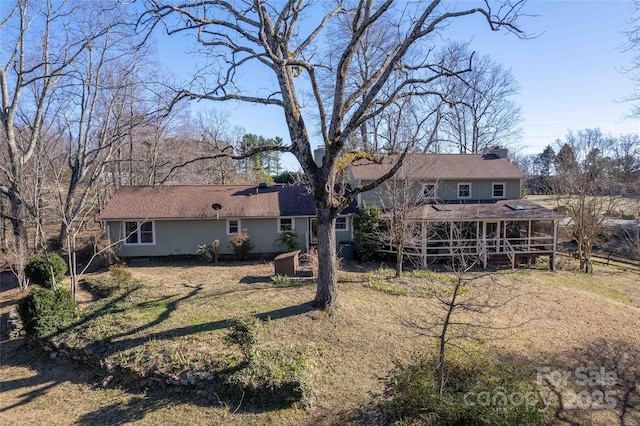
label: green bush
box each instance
[228,231,253,260]
[196,244,213,263]
[24,253,68,289]
[224,315,263,362]
[354,203,382,261]
[19,288,76,338]
[384,355,546,425]
[276,230,298,252]
[226,345,313,408]
[271,274,292,286]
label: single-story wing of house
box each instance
[99,184,356,258]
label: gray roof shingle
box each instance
[100,185,328,220]
[349,153,524,181]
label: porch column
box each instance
[551,220,558,271]
[422,221,427,268]
[482,221,487,268]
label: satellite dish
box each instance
[211,203,222,211]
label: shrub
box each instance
[89,264,138,298]
[196,244,213,263]
[227,345,314,408]
[24,253,68,289]
[276,230,299,252]
[19,288,76,338]
[384,355,546,425]
[109,264,133,284]
[45,236,62,251]
[271,274,292,286]
[228,231,253,260]
[224,315,263,362]
[353,203,382,261]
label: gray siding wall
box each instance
[107,217,311,257]
[359,179,521,206]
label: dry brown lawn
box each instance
[1,260,639,425]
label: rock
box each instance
[101,375,114,387]
[50,352,58,359]
[84,347,94,356]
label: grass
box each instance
[365,277,408,296]
[1,261,640,425]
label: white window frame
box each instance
[335,216,349,231]
[457,183,472,199]
[123,220,156,245]
[278,217,295,233]
[423,182,437,200]
[492,182,506,199]
[226,219,241,235]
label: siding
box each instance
[107,217,311,257]
[359,179,521,206]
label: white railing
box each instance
[504,238,515,268]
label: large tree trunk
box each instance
[313,208,338,311]
[8,187,28,251]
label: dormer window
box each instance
[492,183,505,198]
[457,183,471,199]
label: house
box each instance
[100,148,561,268]
[345,147,563,269]
[99,184,355,258]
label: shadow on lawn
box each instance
[545,338,640,426]
[496,337,640,426]
[1,298,319,422]
[0,339,103,414]
[110,301,316,354]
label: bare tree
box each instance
[402,223,525,394]
[553,129,620,272]
[433,43,522,153]
[142,0,525,311]
[377,159,427,277]
[622,0,640,117]
[52,5,153,247]
[193,109,244,184]
[0,0,112,286]
[612,133,640,195]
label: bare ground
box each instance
[1,260,639,425]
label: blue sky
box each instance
[154,1,639,168]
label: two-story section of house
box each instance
[345,148,563,269]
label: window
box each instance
[335,217,348,231]
[457,183,471,199]
[124,221,155,245]
[423,183,437,200]
[278,218,294,232]
[227,219,240,235]
[492,183,505,198]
